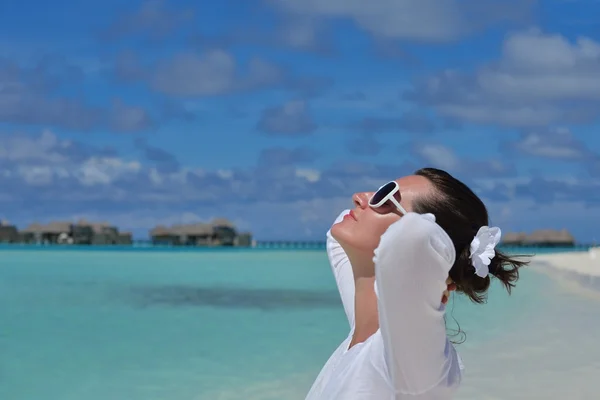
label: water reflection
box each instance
[129,285,342,310]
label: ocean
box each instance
[1,247,598,400]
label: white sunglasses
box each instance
[368,181,408,215]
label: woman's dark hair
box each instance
[412,167,530,304]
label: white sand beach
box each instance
[535,248,600,277]
[457,249,600,400]
[533,248,600,300]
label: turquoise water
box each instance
[1,248,598,399]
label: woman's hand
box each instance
[441,279,457,305]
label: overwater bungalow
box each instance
[21,221,72,244]
[150,218,251,247]
[0,220,19,243]
[235,232,253,247]
[523,229,575,247]
[73,219,133,245]
[501,232,528,246]
[501,229,576,247]
[150,222,215,246]
[19,220,132,245]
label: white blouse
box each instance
[305,211,463,400]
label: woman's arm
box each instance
[326,210,356,329]
[374,212,459,395]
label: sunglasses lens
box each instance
[370,181,397,205]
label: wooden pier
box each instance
[254,240,326,249]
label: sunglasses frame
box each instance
[368,181,408,215]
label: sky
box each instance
[1,0,600,242]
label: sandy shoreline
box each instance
[455,248,600,400]
[533,248,600,278]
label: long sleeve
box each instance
[374,212,459,395]
[326,209,356,329]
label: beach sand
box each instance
[457,249,600,400]
[534,248,600,299]
[536,248,600,276]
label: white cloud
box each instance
[296,168,321,182]
[77,158,142,186]
[0,130,378,214]
[485,198,600,242]
[0,129,65,163]
[280,20,323,50]
[510,128,593,160]
[216,169,233,179]
[151,50,284,96]
[17,165,55,185]
[0,60,154,132]
[257,100,317,135]
[2,130,598,241]
[409,29,600,127]
[414,143,459,170]
[501,128,600,176]
[103,0,194,39]
[483,30,600,101]
[411,142,515,178]
[153,50,236,95]
[271,0,532,42]
[110,99,154,132]
[0,130,143,187]
[277,0,462,41]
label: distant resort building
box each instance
[0,216,578,249]
[18,219,132,245]
[0,220,19,243]
[150,218,252,247]
[502,229,576,247]
[0,216,252,247]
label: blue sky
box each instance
[1,0,600,242]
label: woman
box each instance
[306,168,528,400]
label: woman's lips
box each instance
[346,210,357,221]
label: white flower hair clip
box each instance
[469,226,502,278]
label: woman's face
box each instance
[331,175,434,253]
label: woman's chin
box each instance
[330,220,351,243]
[331,220,344,242]
[331,223,373,254]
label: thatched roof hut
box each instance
[501,232,527,245]
[0,220,18,242]
[22,221,71,234]
[170,223,214,236]
[149,218,243,246]
[45,221,72,233]
[211,218,235,228]
[151,223,214,237]
[522,229,575,246]
[501,229,576,247]
[150,225,171,236]
[75,219,114,234]
[21,223,44,234]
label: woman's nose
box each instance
[352,192,371,209]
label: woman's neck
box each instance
[350,276,379,349]
[342,247,380,349]
[345,248,375,279]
